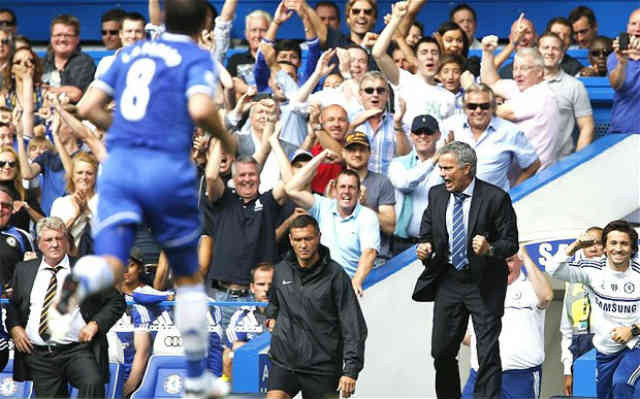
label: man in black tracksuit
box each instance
[265,214,367,399]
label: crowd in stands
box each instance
[0,0,639,396]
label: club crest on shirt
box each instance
[625,282,635,294]
[5,236,16,248]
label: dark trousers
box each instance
[431,268,502,399]
[25,342,105,398]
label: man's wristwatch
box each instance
[631,324,640,337]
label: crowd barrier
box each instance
[0,133,635,396]
[8,0,639,45]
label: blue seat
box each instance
[0,359,32,398]
[130,354,187,399]
[573,348,596,397]
[69,362,122,399]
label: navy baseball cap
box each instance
[410,114,439,134]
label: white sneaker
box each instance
[184,371,230,399]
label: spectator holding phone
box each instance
[607,8,640,134]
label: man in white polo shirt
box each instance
[479,38,562,169]
[462,248,553,399]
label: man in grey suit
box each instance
[413,141,518,399]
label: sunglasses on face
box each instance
[351,8,374,15]
[0,160,17,168]
[465,102,491,110]
[362,87,386,95]
[590,49,612,57]
[0,39,9,46]
[14,59,34,66]
[0,21,14,27]
[101,29,119,36]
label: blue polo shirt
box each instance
[309,194,380,277]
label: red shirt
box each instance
[310,143,343,195]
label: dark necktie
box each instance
[39,266,63,342]
[451,193,468,270]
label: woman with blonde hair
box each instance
[50,151,98,250]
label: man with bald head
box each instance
[607,8,640,134]
[480,41,562,169]
[309,104,349,194]
[498,16,538,79]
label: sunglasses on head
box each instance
[465,102,491,111]
[0,160,17,168]
[363,87,386,95]
[101,29,119,36]
[590,49,612,57]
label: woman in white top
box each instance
[50,151,98,249]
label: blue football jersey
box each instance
[96,33,216,154]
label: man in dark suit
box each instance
[6,216,125,398]
[413,141,518,399]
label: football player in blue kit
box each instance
[52,0,236,397]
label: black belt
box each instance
[447,264,473,283]
[212,280,250,297]
[32,342,81,353]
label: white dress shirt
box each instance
[26,255,87,345]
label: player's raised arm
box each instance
[76,87,113,132]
